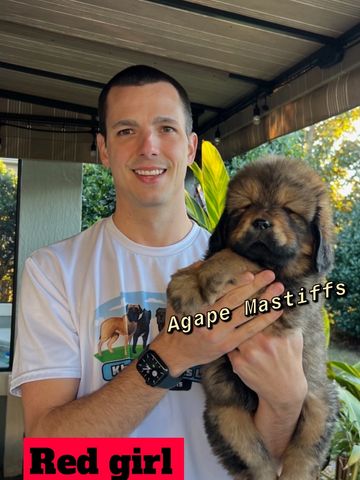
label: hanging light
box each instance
[214,126,221,146]
[253,102,261,126]
[262,96,269,112]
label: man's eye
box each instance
[162,126,175,133]
[117,128,133,136]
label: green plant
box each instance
[326,362,360,479]
[185,140,229,232]
[328,200,360,340]
[82,163,116,230]
[328,362,360,401]
[0,160,17,302]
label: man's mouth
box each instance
[133,169,166,176]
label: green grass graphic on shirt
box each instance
[95,345,144,363]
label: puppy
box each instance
[167,157,338,480]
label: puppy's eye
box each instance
[284,207,297,215]
[284,207,307,223]
[238,204,251,212]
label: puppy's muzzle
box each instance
[252,218,272,230]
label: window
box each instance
[0,158,20,371]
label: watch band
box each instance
[136,347,184,389]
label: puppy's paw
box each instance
[198,268,237,305]
[167,261,237,315]
[167,269,204,314]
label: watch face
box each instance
[137,351,168,387]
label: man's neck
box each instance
[112,205,193,247]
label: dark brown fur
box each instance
[167,157,338,480]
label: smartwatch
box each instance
[136,348,184,389]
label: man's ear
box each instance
[187,132,198,166]
[97,133,110,168]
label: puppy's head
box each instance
[208,156,334,278]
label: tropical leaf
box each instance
[186,140,229,231]
[200,141,229,228]
[189,160,203,186]
[185,191,212,231]
[338,387,360,429]
[328,361,360,400]
[330,361,360,378]
[347,444,360,468]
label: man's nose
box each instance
[139,131,160,157]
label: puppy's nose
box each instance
[253,219,272,230]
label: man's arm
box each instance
[21,362,166,437]
[21,270,284,437]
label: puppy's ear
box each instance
[206,209,230,257]
[312,208,334,273]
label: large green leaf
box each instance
[185,191,212,231]
[189,160,203,186]
[347,444,360,468]
[330,361,360,378]
[338,387,360,429]
[186,140,229,231]
[328,361,360,400]
[200,141,229,228]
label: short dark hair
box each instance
[98,65,193,137]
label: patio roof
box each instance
[0,0,359,162]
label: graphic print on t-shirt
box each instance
[94,290,201,388]
[94,291,166,380]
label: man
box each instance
[11,65,307,479]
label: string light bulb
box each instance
[214,126,221,146]
[262,96,269,112]
[253,102,261,126]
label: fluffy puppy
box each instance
[167,156,338,480]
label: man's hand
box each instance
[152,269,285,377]
[228,329,307,412]
[228,329,308,463]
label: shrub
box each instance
[0,161,17,302]
[328,200,360,339]
[81,164,115,230]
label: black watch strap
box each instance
[136,348,184,389]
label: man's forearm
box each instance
[254,398,302,465]
[28,361,166,437]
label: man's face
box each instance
[97,82,197,211]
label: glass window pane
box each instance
[0,158,19,371]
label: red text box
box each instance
[24,438,184,480]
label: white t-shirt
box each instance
[10,216,232,480]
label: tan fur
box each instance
[98,316,136,356]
